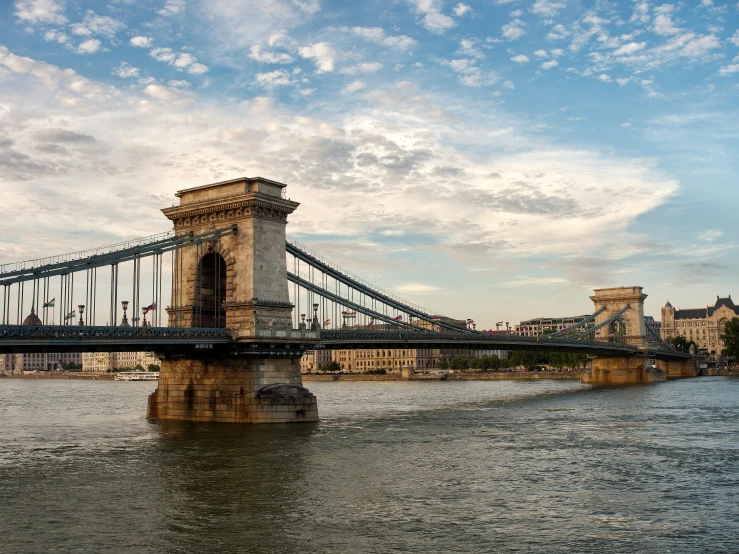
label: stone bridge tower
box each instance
[590,286,647,348]
[147,177,318,424]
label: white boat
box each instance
[115,371,159,381]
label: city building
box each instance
[326,347,507,373]
[300,349,332,372]
[82,351,160,372]
[661,296,738,355]
[644,316,661,337]
[515,315,592,337]
[0,352,82,374]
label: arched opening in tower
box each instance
[197,252,227,328]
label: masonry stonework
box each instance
[147,177,318,424]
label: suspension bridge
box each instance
[0,177,695,423]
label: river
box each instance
[1,377,737,553]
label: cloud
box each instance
[502,19,526,40]
[340,62,384,75]
[547,24,568,40]
[255,69,297,87]
[14,0,66,25]
[76,39,101,54]
[33,128,96,143]
[158,0,185,16]
[149,47,209,74]
[613,41,646,55]
[113,62,139,78]
[532,0,565,18]
[718,63,739,75]
[453,3,471,16]
[541,60,558,69]
[298,42,336,72]
[730,31,739,47]
[458,39,483,59]
[438,58,499,87]
[43,29,68,44]
[130,36,152,48]
[395,283,440,294]
[406,0,456,34]
[142,84,189,101]
[348,27,417,50]
[70,11,126,38]
[249,45,294,64]
[698,229,724,242]
[341,80,367,94]
[511,54,529,63]
[652,5,681,36]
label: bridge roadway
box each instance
[0,325,691,361]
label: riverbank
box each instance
[1,373,114,380]
[303,371,584,382]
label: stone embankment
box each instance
[302,371,584,382]
[2,373,114,380]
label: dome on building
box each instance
[22,307,43,326]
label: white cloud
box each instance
[70,11,126,38]
[458,39,484,59]
[76,39,101,54]
[439,58,499,87]
[143,84,182,101]
[614,41,646,55]
[730,30,739,47]
[395,283,440,294]
[14,0,66,25]
[534,49,548,57]
[130,36,152,48]
[159,0,185,16]
[407,0,456,34]
[597,73,611,82]
[631,1,650,24]
[249,45,294,64]
[341,80,367,94]
[718,63,739,75]
[149,47,209,74]
[255,68,297,87]
[43,29,68,43]
[340,62,384,75]
[349,27,417,50]
[541,60,559,69]
[502,80,515,89]
[653,4,681,36]
[532,0,565,18]
[502,19,527,40]
[511,54,529,63]
[298,42,336,72]
[454,3,471,16]
[113,62,139,78]
[616,77,631,85]
[547,24,568,40]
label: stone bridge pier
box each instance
[146,177,318,423]
[582,286,667,385]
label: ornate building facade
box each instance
[661,296,737,355]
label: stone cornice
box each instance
[163,195,299,229]
[162,193,299,221]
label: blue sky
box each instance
[0,0,737,326]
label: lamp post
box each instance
[78,305,85,326]
[300,313,306,329]
[120,301,130,327]
[312,303,319,330]
[142,307,148,328]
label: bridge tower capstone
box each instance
[590,286,647,348]
[147,177,319,424]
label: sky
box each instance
[0,0,737,327]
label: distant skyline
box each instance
[0,0,737,326]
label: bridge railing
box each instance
[0,324,232,340]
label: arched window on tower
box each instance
[196,252,227,328]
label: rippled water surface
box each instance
[1,377,738,553]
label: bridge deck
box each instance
[0,326,691,360]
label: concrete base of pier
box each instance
[581,357,666,385]
[147,356,318,423]
[655,359,696,379]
